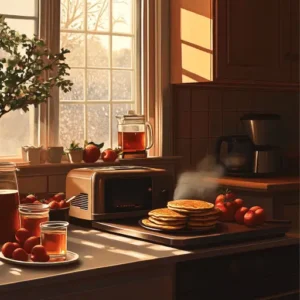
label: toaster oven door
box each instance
[104,177,152,213]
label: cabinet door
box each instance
[215,0,291,82]
[291,0,299,82]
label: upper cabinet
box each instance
[170,0,299,84]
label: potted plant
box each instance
[0,16,72,118]
[66,141,83,163]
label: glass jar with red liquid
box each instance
[19,203,49,237]
[0,162,20,244]
[116,110,153,154]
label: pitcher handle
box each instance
[145,121,154,150]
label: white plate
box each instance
[0,251,79,267]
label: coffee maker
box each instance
[216,114,282,176]
[241,113,282,175]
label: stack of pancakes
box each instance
[141,208,187,231]
[167,200,220,230]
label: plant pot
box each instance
[67,149,83,163]
[47,147,64,163]
[22,146,42,165]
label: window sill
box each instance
[16,156,181,176]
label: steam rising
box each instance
[173,156,224,201]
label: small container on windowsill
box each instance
[22,146,42,165]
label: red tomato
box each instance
[31,253,50,262]
[233,198,244,209]
[1,242,20,258]
[26,194,37,202]
[58,200,69,209]
[52,192,65,201]
[31,245,47,257]
[234,207,249,224]
[101,149,118,162]
[225,192,236,201]
[23,236,40,254]
[49,200,59,210]
[215,202,235,222]
[215,194,226,204]
[33,200,41,204]
[12,248,28,261]
[244,210,257,226]
[253,208,266,225]
[249,206,262,212]
[15,228,31,244]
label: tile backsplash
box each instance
[173,84,299,171]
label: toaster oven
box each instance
[66,166,174,221]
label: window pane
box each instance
[112,70,132,100]
[60,69,84,101]
[112,36,132,68]
[113,0,132,33]
[61,0,84,30]
[5,19,35,37]
[59,104,85,148]
[87,104,109,147]
[0,0,36,16]
[87,70,109,100]
[61,33,85,67]
[87,0,109,32]
[0,109,34,156]
[87,34,109,67]
[112,103,133,148]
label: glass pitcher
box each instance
[116,110,153,153]
[0,162,20,244]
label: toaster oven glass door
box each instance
[104,177,152,212]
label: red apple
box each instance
[234,207,249,224]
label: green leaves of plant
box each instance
[0,16,73,118]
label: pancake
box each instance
[148,208,187,219]
[149,216,186,226]
[189,215,219,222]
[141,218,185,231]
[186,208,220,217]
[167,200,214,212]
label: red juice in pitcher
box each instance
[0,189,20,244]
[118,132,146,152]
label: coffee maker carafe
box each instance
[241,114,282,175]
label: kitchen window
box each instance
[59,0,141,149]
[0,0,165,159]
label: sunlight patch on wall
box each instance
[181,43,212,81]
[182,75,197,83]
[180,8,212,51]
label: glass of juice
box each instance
[40,221,69,261]
[19,203,49,237]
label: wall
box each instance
[172,83,299,171]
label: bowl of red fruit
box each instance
[46,193,70,222]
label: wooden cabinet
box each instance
[215,0,292,82]
[170,0,299,84]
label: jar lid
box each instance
[19,203,49,213]
[116,110,145,124]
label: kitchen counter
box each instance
[0,225,299,300]
[216,176,300,192]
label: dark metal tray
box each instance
[92,218,291,249]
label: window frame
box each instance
[0,0,167,161]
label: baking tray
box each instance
[92,218,291,249]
